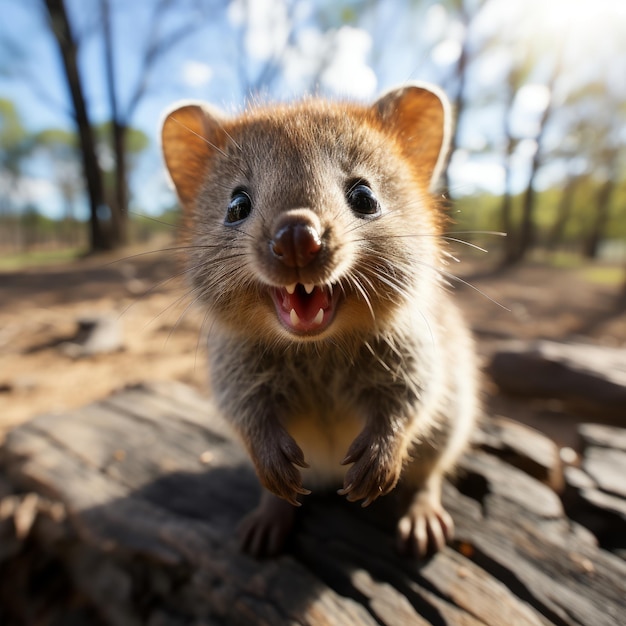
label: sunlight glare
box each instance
[526,0,625,48]
[515,84,551,114]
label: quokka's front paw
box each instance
[396,486,454,558]
[238,491,297,558]
[252,429,310,506]
[338,429,404,507]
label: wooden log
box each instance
[579,423,626,453]
[471,415,563,489]
[0,380,625,625]
[488,340,626,419]
[562,423,626,559]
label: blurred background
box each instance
[0,0,625,436]
[1,0,625,262]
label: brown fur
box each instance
[161,84,478,558]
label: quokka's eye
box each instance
[346,181,381,218]
[225,189,252,224]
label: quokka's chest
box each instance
[283,399,364,488]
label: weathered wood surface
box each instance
[563,424,626,557]
[488,340,626,419]
[0,380,624,626]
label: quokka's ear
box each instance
[373,83,452,191]
[161,102,228,211]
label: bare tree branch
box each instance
[44,0,108,251]
[125,0,209,121]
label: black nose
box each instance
[271,222,322,268]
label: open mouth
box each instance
[271,283,338,335]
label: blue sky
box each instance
[1,0,625,220]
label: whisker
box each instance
[345,272,376,324]
[195,306,215,374]
[102,243,232,269]
[416,307,436,348]
[169,117,249,180]
[353,231,503,248]
[440,237,489,253]
[443,250,461,263]
[163,287,206,348]
[170,116,231,161]
[118,251,248,320]
[128,210,179,230]
[364,340,393,374]
[357,258,412,301]
[443,230,507,237]
[416,261,510,311]
[217,123,243,153]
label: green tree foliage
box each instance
[0,95,152,252]
[94,122,149,223]
[0,98,31,195]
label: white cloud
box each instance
[431,39,462,67]
[516,138,539,159]
[228,0,290,61]
[0,171,64,218]
[182,61,213,88]
[17,176,58,203]
[511,85,552,137]
[449,150,506,195]
[282,27,324,88]
[226,0,245,26]
[319,27,377,99]
[281,26,377,99]
[515,84,551,114]
[424,4,449,44]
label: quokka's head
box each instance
[161,83,452,345]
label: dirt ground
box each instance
[1,237,625,449]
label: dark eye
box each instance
[346,181,381,218]
[225,190,252,224]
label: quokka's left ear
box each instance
[372,82,452,191]
[161,101,230,213]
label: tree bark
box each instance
[1,380,625,625]
[546,175,579,250]
[504,53,562,265]
[441,0,471,197]
[582,177,615,259]
[102,0,128,247]
[514,140,543,262]
[45,0,109,252]
[500,84,518,265]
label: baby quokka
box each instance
[161,83,478,558]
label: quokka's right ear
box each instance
[161,102,228,211]
[373,83,452,192]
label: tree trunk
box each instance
[514,145,541,262]
[441,17,469,197]
[110,121,128,246]
[582,177,614,259]
[500,70,521,267]
[504,51,562,266]
[102,0,128,248]
[45,0,109,252]
[506,113,550,265]
[546,175,579,250]
[500,127,517,266]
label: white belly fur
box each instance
[286,409,363,490]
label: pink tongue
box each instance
[283,286,329,322]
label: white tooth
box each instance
[304,283,315,294]
[286,283,296,294]
[328,283,333,297]
[290,309,300,326]
[313,308,324,325]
